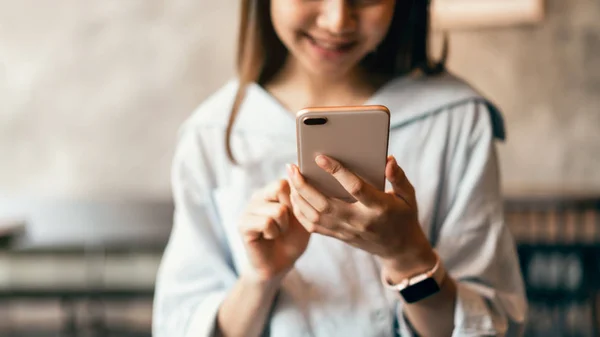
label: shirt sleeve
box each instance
[396,102,527,337]
[152,124,236,337]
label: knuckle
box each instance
[372,203,388,216]
[263,217,275,230]
[293,208,303,220]
[276,205,288,220]
[330,163,343,174]
[334,232,347,241]
[305,223,317,233]
[316,202,333,215]
[276,179,289,192]
[308,212,321,224]
[344,232,359,241]
[348,180,365,196]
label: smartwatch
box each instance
[381,251,446,304]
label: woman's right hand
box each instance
[239,179,310,281]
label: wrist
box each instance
[380,243,437,284]
[241,270,287,292]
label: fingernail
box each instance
[315,155,330,168]
[286,164,293,177]
[288,164,301,182]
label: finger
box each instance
[290,189,320,224]
[256,180,291,205]
[249,202,290,233]
[287,164,331,214]
[292,205,351,242]
[385,156,416,207]
[315,155,379,206]
[290,193,311,229]
[293,189,361,232]
[289,198,316,234]
[289,192,331,234]
[240,215,280,241]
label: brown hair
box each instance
[226,0,447,164]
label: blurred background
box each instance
[0,0,598,336]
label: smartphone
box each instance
[296,105,390,201]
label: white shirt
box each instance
[152,72,527,337]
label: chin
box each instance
[302,54,363,78]
[307,63,354,79]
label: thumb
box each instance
[385,156,416,208]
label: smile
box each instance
[304,33,357,53]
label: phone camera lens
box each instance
[303,117,328,125]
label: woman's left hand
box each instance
[286,155,437,278]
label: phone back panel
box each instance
[296,105,390,201]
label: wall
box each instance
[444,0,600,195]
[0,0,598,199]
[0,0,237,198]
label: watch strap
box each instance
[381,251,446,303]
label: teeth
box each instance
[314,40,345,50]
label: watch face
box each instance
[400,278,441,304]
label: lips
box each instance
[304,33,357,52]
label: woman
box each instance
[153,0,527,336]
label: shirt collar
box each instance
[231,72,505,140]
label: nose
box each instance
[316,0,357,36]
